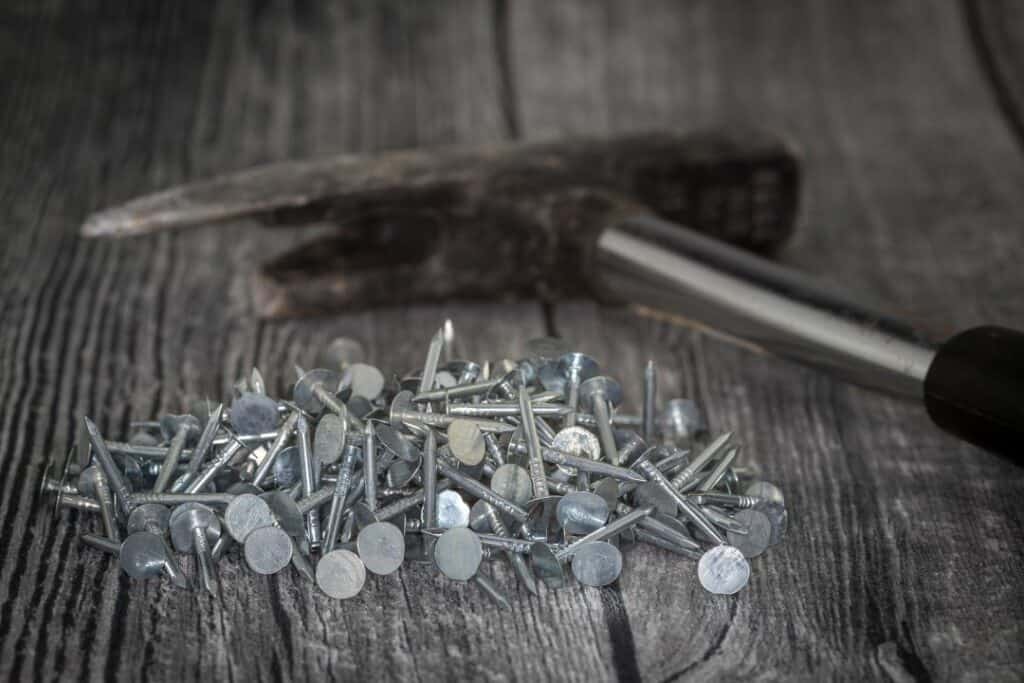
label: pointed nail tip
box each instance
[82,417,102,440]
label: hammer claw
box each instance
[79,151,446,237]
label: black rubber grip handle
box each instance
[924,326,1024,462]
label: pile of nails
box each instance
[41,322,787,604]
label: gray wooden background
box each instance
[2,1,1023,681]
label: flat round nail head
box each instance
[230,392,280,435]
[226,482,263,496]
[188,399,221,429]
[76,466,100,497]
[571,541,622,587]
[389,391,415,427]
[159,413,201,442]
[441,359,480,380]
[538,363,567,394]
[468,500,494,532]
[753,500,788,546]
[314,413,347,465]
[347,395,375,420]
[317,549,367,599]
[556,491,609,535]
[578,375,624,410]
[244,525,294,575]
[120,532,170,580]
[557,353,599,383]
[529,542,566,589]
[356,521,406,575]
[697,544,751,595]
[447,420,485,466]
[436,490,470,529]
[376,425,420,463]
[126,503,171,535]
[551,427,601,461]
[260,490,305,537]
[169,502,221,552]
[489,464,533,507]
[386,458,419,488]
[293,368,343,414]
[271,446,302,488]
[433,370,458,389]
[129,431,160,448]
[660,399,707,442]
[727,509,772,558]
[433,527,483,581]
[224,493,275,543]
[592,478,620,509]
[344,363,385,401]
[526,337,572,362]
[524,496,562,543]
[745,481,785,506]
[318,337,366,371]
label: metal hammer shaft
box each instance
[597,214,1024,462]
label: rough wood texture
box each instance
[1,1,1022,681]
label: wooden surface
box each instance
[2,1,1023,680]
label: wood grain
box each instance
[1,1,1023,681]
[508,1,1024,680]
[0,3,614,682]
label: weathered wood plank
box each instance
[509,0,1024,680]
[3,1,1024,681]
[0,2,616,682]
[965,0,1024,150]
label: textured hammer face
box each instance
[81,130,799,318]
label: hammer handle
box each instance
[923,327,1024,459]
[596,215,1024,464]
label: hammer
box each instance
[82,129,1024,463]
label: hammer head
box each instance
[82,128,799,318]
